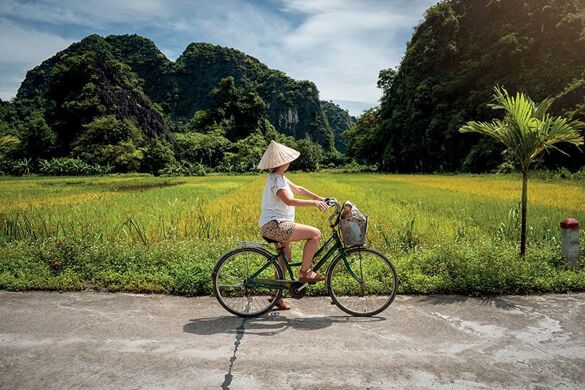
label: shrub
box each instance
[139,137,176,175]
[38,157,111,176]
[9,158,34,176]
[338,160,378,173]
[72,115,144,172]
[290,139,324,172]
[175,130,230,167]
[158,160,206,176]
[216,132,266,173]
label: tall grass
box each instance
[0,172,583,295]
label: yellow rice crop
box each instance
[0,173,583,254]
[384,174,585,211]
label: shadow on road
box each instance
[183,312,385,337]
[185,306,387,388]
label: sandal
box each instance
[274,298,291,310]
[268,295,291,310]
[299,269,326,283]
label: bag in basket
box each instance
[338,201,368,247]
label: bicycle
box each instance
[212,198,399,317]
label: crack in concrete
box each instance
[221,317,247,389]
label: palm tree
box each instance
[459,86,584,255]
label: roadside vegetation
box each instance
[1,172,583,295]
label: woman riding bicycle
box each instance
[257,140,330,309]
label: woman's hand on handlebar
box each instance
[323,197,338,207]
[313,200,330,212]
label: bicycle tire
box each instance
[327,247,398,317]
[212,247,284,317]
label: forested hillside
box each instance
[0,34,352,175]
[346,0,585,172]
[320,100,356,153]
[3,0,584,176]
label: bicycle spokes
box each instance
[328,248,398,316]
[213,248,284,317]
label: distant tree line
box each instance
[0,74,339,176]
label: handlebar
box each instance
[324,197,341,227]
[324,197,339,207]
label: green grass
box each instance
[0,172,583,295]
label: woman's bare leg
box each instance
[285,223,321,272]
[272,243,292,309]
[273,243,291,275]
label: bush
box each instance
[216,132,266,173]
[72,115,144,172]
[158,160,206,176]
[175,130,230,167]
[323,149,348,167]
[290,139,324,172]
[337,160,378,173]
[139,137,176,175]
[38,157,111,176]
[527,167,585,181]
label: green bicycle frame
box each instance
[245,229,364,290]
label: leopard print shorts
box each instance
[260,220,295,243]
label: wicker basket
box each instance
[338,201,368,247]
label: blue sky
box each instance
[0,0,437,116]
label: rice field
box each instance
[0,172,584,295]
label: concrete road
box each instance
[0,291,584,389]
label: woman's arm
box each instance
[277,189,329,211]
[288,181,324,201]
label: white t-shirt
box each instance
[258,173,295,227]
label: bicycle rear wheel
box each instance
[212,247,283,317]
[327,247,398,317]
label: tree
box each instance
[140,137,176,174]
[98,140,143,172]
[208,77,269,139]
[459,86,584,255]
[219,132,267,173]
[0,135,20,156]
[72,115,145,172]
[343,108,383,166]
[377,68,397,96]
[175,128,231,167]
[23,115,57,159]
[0,135,21,174]
[291,139,324,172]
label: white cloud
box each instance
[178,1,293,68]
[0,0,438,104]
[0,18,74,64]
[0,0,171,28]
[0,18,76,100]
[276,0,436,102]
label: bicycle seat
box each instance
[262,236,280,244]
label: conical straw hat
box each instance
[257,140,300,169]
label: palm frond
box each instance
[460,86,584,170]
[533,97,554,120]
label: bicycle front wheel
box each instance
[327,247,398,317]
[212,247,283,317]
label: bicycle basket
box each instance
[338,201,368,247]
